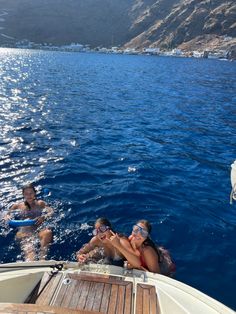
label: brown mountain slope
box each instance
[125,0,236,50]
[0,0,235,52]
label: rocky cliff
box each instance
[126,0,236,51]
[0,0,235,51]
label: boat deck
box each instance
[0,271,160,313]
[0,303,102,314]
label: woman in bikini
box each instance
[109,219,160,273]
[76,217,131,267]
[6,183,53,261]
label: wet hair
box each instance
[137,219,160,262]
[22,183,37,194]
[95,217,112,229]
[94,217,125,238]
[22,183,37,209]
[137,219,152,233]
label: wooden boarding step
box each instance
[25,271,64,305]
[30,272,133,314]
[24,272,63,305]
[0,303,102,314]
[135,284,160,314]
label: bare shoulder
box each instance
[37,199,47,207]
[142,245,160,273]
[120,237,131,247]
[9,202,24,210]
[90,236,101,246]
[142,245,157,255]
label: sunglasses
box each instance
[132,225,149,238]
[92,225,110,236]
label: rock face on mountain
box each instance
[0,0,235,52]
[126,0,236,51]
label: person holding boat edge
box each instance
[76,217,132,266]
[108,219,161,273]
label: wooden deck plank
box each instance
[109,275,124,281]
[69,279,84,309]
[0,303,103,313]
[91,282,105,312]
[136,284,158,314]
[77,280,91,310]
[52,280,70,307]
[100,283,112,313]
[107,284,119,314]
[84,282,97,311]
[143,287,150,314]
[35,273,63,306]
[149,285,159,314]
[116,285,125,313]
[69,273,123,285]
[123,282,132,314]
[135,283,143,314]
[52,275,85,308]
[75,272,124,282]
[76,272,110,280]
[62,277,82,309]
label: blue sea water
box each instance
[0,48,235,309]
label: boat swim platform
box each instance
[0,262,234,314]
[0,303,101,314]
[0,271,159,314]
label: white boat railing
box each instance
[230,160,236,204]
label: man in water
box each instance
[5,183,53,261]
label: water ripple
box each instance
[0,49,235,309]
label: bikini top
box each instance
[21,207,43,219]
[112,248,123,261]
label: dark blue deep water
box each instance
[0,48,235,309]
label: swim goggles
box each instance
[92,225,110,236]
[132,225,149,238]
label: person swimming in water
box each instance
[5,183,53,261]
[108,219,160,273]
[76,217,132,267]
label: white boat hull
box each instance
[0,261,234,313]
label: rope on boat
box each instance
[0,263,64,270]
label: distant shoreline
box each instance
[0,45,235,62]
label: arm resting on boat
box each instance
[109,233,144,269]
[76,237,100,262]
